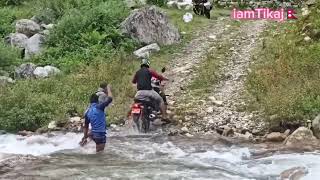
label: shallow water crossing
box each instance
[1,132,320,180]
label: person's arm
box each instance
[149,69,169,81]
[97,85,113,110]
[80,115,90,146]
[132,73,137,84]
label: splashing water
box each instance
[1,133,320,179]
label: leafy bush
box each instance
[0,8,16,37]
[34,0,102,23]
[147,0,167,7]
[0,0,25,6]
[34,0,136,70]
[0,41,21,72]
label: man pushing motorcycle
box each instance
[132,58,169,121]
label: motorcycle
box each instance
[130,98,157,133]
[129,67,168,133]
[192,0,213,19]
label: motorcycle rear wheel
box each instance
[133,113,143,132]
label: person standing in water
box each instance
[80,84,113,153]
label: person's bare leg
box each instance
[96,143,105,153]
[160,101,167,119]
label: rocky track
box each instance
[164,18,268,136]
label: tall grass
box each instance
[246,3,320,124]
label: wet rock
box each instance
[0,130,6,135]
[121,6,180,45]
[33,66,61,78]
[185,133,193,137]
[133,43,160,58]
[15,63,36,79]
[168,128,179,136]
[16,19,40,37]
[280,167,308,180]
[5,33,28,49]
[152,119,163,126]
[18,130,33,137]
[222,126,234,137]
[181,126,189,133]
[312,114,320,139]
[284,127,318,147]
[266,132,286,142]
[24,33,45,59]
[235,132,253,141]
[36,127,49,134]
[0,76,14,86]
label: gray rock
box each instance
[222,126,234,137]
[133,43,160,58]
[24,33,45,59]
[266,132,285,142]
[40,23,54,30]
[121,6,180,45]
[212,100,223,106]
[47,121,57,129]
[15,63,36,79]
[312,114,320,138]
[5,33,28,49]
[0,76,14,86]
[33,66,61,78]
[206,106,214,113]
[284,127,318,146]
[280,167,308,180]
[304,36,311,42]
[15,19,40,37]
[0,130,6,135]
[185,133,193,137]
[181,126,189,133]
[17,130,33,137]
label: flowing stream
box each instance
[1,131,320,180]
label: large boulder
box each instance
[33,66,61,78]
[24,33,45,59]
[133,43,160,58]
[284,127,318,146]
[5,33,28,49]
[312,114,320,138]
[15,19,40,37]
[266,131,288,142]
[0,76,14,86]
[15,63,36,79]
[121,6,180,45]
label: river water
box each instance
[1,131,320,180]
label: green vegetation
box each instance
[0,42,21,72]
[0,0,214,132]
[247,3,320,125]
